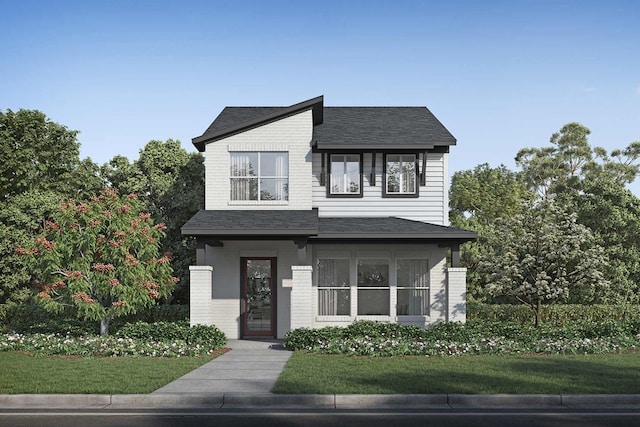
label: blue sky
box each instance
[1,0,639,190]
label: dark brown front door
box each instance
[241,257,276,337]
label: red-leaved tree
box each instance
[17,188,178,335]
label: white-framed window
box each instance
[230,152,288,201]
[317,258,351,316]
[357,258,389,315]
[384,154,417,196]
[329,154,362,196]
[396,259,429,315]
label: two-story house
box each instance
[182,96,476,339]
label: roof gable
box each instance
[192,96,324,151]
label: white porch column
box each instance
[286,265,313,330]
[446,267,467,323]
[189,265,214,326]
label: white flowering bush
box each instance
[283,320,640,357]
[0,321,226,357]
[0,333,221,357]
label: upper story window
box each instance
[384,154,418,197]
[230,152,288,201]
[329,154,362,197]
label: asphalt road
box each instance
[1,409,640,427]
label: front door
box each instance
[241,257,276,337]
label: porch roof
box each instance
[181,209,476,243]
[315,217,476,241]
[181,209,319,236]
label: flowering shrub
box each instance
[116,321,226,349]
[0,333,221,357]
[0,322,226,357]
[283,320,640,357]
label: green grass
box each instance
[0,352,215,394]
[274,352,640,394]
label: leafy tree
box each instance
[102,140,204,303]
[159,153,205,303]
[572,177,640,304]
[101,139,192,218]
[17,189,178,335]
[516,122,640,197]
[479,197,608,326]
[449,164,533,301]
[0,191,61,308]
[0,109,103,200]
[515,122,640,303]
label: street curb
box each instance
[448,394,562,408]
[0,394,111,408]
[223,393,334,408]
[2,394,640,409]
[110,393,225,408]
[561,394,640,408]
[335,394,449,408]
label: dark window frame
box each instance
[382,153,420,198]
[327,152,364,198]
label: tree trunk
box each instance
[534,301,541,328]
[100,316,110,336]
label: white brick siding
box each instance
[204,110,313,210]
[189,266,214,326]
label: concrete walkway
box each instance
[152,339,292,394]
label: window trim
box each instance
[229,151,289,202]
[327,153,364,198]
[382,153,420,198]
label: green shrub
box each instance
[3,304,190,335]
[116,321,226,349]
[468,303,640,325]
[284,319,640,357]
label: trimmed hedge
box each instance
[2,304,189,335]
[468,303,640,325]
[116,321,226,349]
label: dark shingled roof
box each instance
[192,96,456,151]
[181,209,319,236]
[192,96,324,151]
[181,209,476,242]
[313,107,456,150]
[316,217,476,240]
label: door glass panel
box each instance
[245,259,272,333]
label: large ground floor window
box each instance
[316,254,431,317]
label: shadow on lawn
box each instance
[277,354,640,394]
[351,356,640,394]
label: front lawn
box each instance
[0,351,216,394]
[274,352,640,394]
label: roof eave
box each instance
[192,95,324,151]
[181,228,318,237]
[314,232,477,240]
